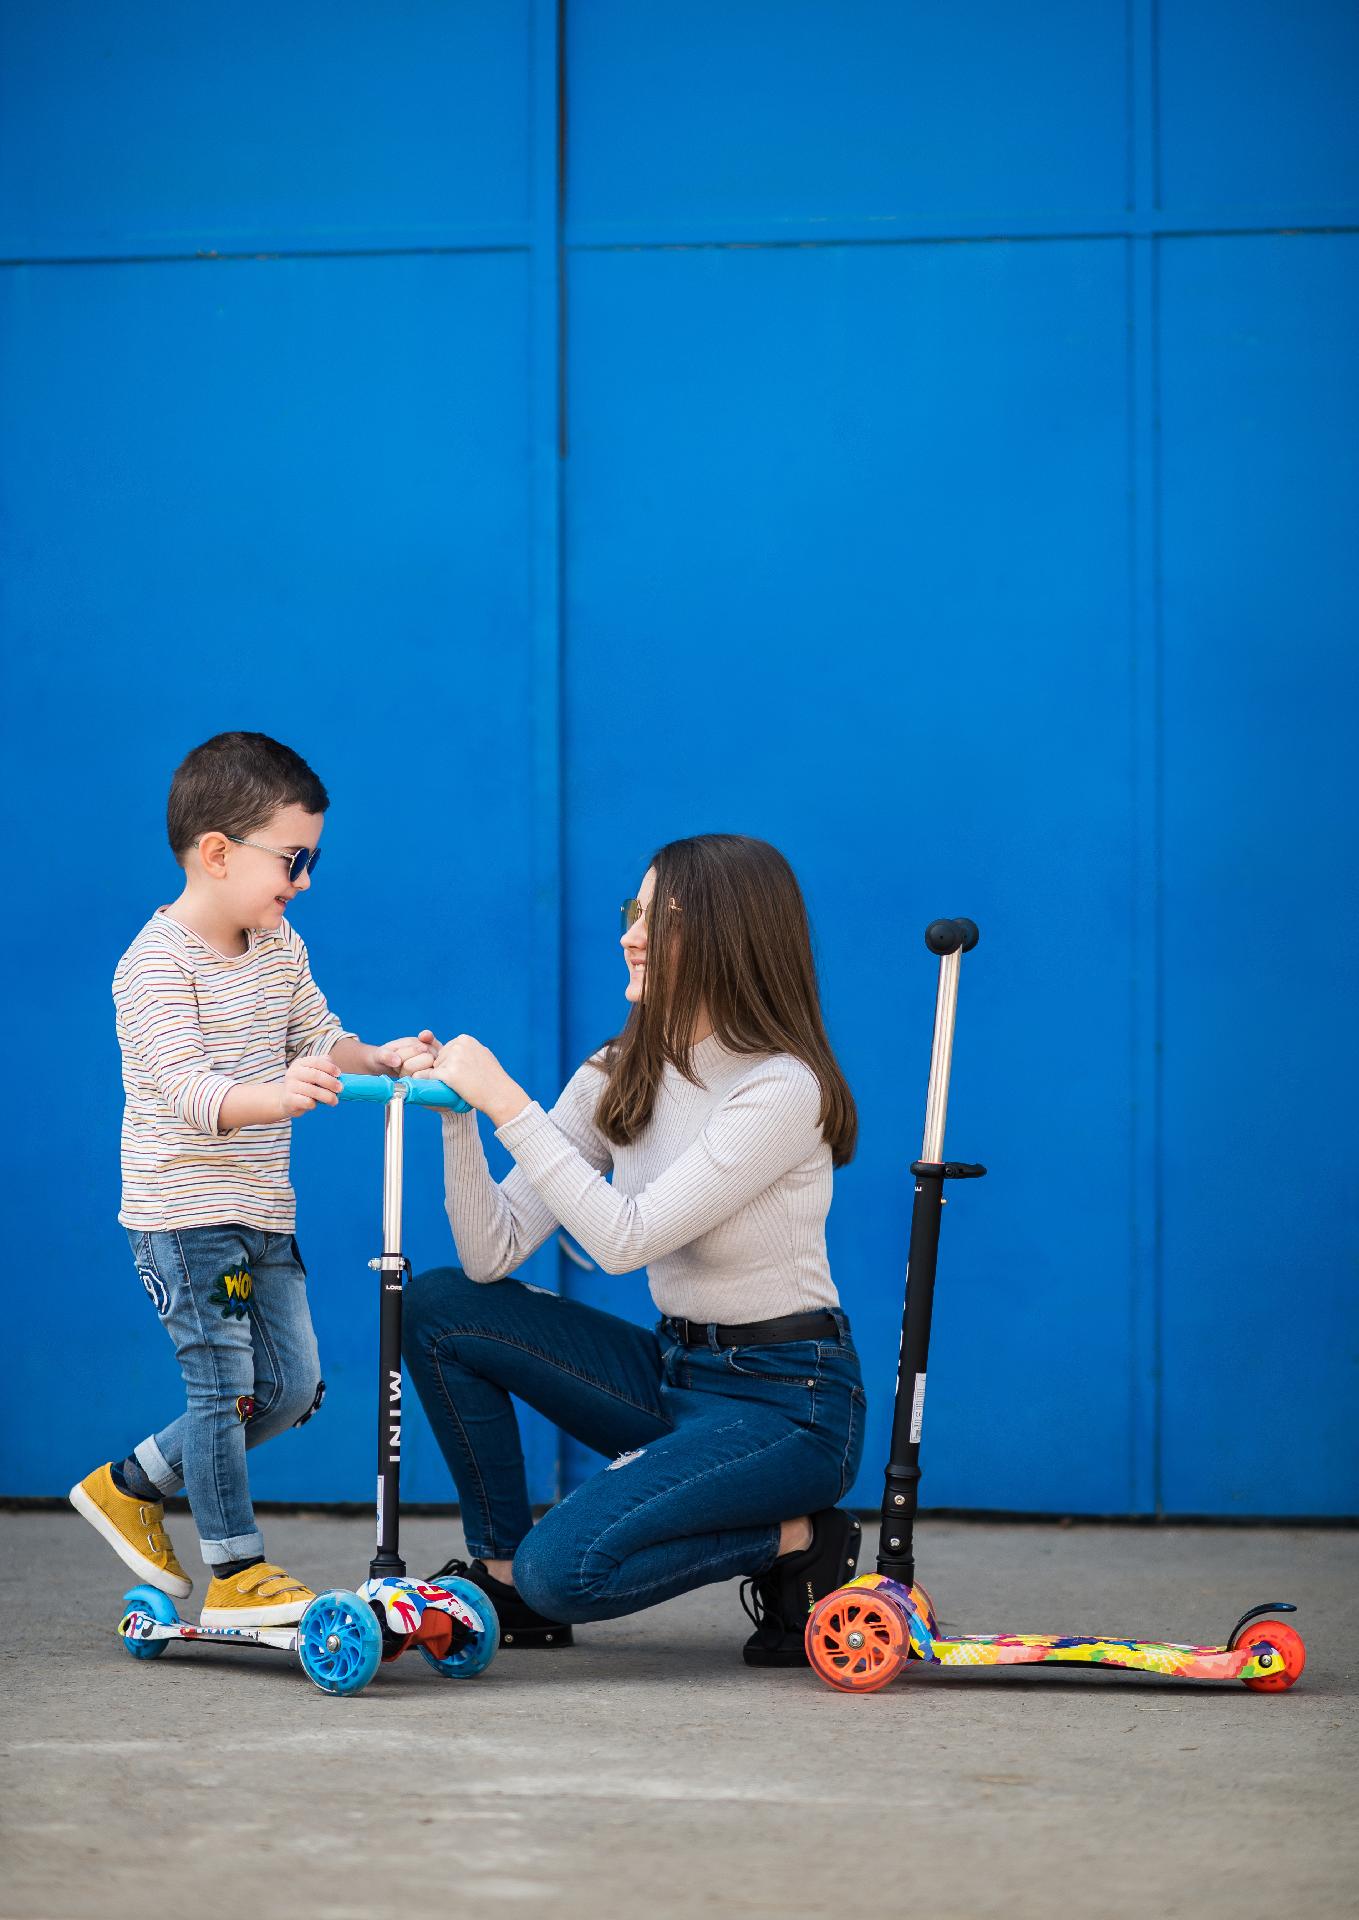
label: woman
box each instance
[403,833,866,1667]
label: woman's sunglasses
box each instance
[620,897,679,935]
[228,835,322,885]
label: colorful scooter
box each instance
[117,1073,498,1695]
[806,919,1306,1696]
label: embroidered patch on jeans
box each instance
[293,1379,326,1428]
[210,1269,253,1319]
[137,1264,170,1317]
[235,1394,256,1422]
[607,1448,646,1471]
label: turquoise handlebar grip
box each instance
[337,1072,471,1113]
[404,1078,472,1113]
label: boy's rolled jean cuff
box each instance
[200,1527,266,1568]
[132,1437,183,1500]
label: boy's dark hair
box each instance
[167,732,329,862]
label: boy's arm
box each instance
[218,1058,342,1129]
[284,930,429,1080]
[115,949,238,1134]
[284,931,354,1064]
[329,1034,424,1077]
[117,946,342,1133]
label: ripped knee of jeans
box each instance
[292,1378,326,1428]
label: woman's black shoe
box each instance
[426,1556,574,1647]
[740,1509,862,1668]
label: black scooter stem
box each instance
[371,1086,410,1581]
[877,920,985,1585]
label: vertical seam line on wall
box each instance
[528,0,566,1506]
[551,0,570,1501]
[1151,0,1163,214]
[1150,236,1164,1519]
[1123,0,1135,214]
[1128,0,1163,1518]
[557,0,570,462]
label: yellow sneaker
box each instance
[200,1562,315,1628]
[69,1464,193,1599]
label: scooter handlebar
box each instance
[924,918,980,956]
[337,1072,471,1113]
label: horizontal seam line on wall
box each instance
[5,223,1358,272]
[0,243,536,269]
[563,223,1359,253]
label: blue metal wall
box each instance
[3,3,1355,1516]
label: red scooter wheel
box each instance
[806,1587,909,1693]
[1235,1619,1307,1692]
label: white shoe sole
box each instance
[199,1599,312,1628]
[69,1481,193,1600]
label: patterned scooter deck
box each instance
[807,1573,1304,1691]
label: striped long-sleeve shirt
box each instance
[113,909,353,1231]
[439,1033,838,1324]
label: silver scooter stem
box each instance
[921,947,961,1165]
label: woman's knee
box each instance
[511,1530,583,1623]
[512,1514,617,1624]
[401,1265,477,1354]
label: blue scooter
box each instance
[117,1073,497,1695]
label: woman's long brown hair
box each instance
[592,834,857,1166]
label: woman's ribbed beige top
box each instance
[439,1032,838,1324]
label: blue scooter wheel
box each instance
[418,1575,501,1679]
[296,1590,383,1696]
[119,1584,180,1659]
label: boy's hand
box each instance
[405,1028,444,1075]
[371,1035,439,1077]
[279,1056,342,1119]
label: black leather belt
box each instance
[669,1309,840,1350]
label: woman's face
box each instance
[621,866,656,1004]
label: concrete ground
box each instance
[2,1512,1354,1920]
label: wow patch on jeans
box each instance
[210,1268,254,1319]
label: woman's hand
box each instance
[419,1032,530,1128]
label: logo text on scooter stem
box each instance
[387,1369,401,1459]
[909,1372,928,1444]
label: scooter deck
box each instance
[845,1574,1291,1684]
[118,1577,487,1665]
[119,1615,299,1654]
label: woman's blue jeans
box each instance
[401,1268,867,1625]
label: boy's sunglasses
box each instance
[228,835,322,885]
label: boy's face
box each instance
[207,803,325,931]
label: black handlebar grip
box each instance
[924,917,981,955]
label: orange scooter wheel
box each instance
[806,1587,910,1693]
[1235,1618,1307,1692]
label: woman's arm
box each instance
[438,1059,613,1281]
[494,1058,824,1275]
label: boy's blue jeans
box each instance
[402,1267,868,1624]
[124,1226,323,1567]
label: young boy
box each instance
[71,731,430,1627]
